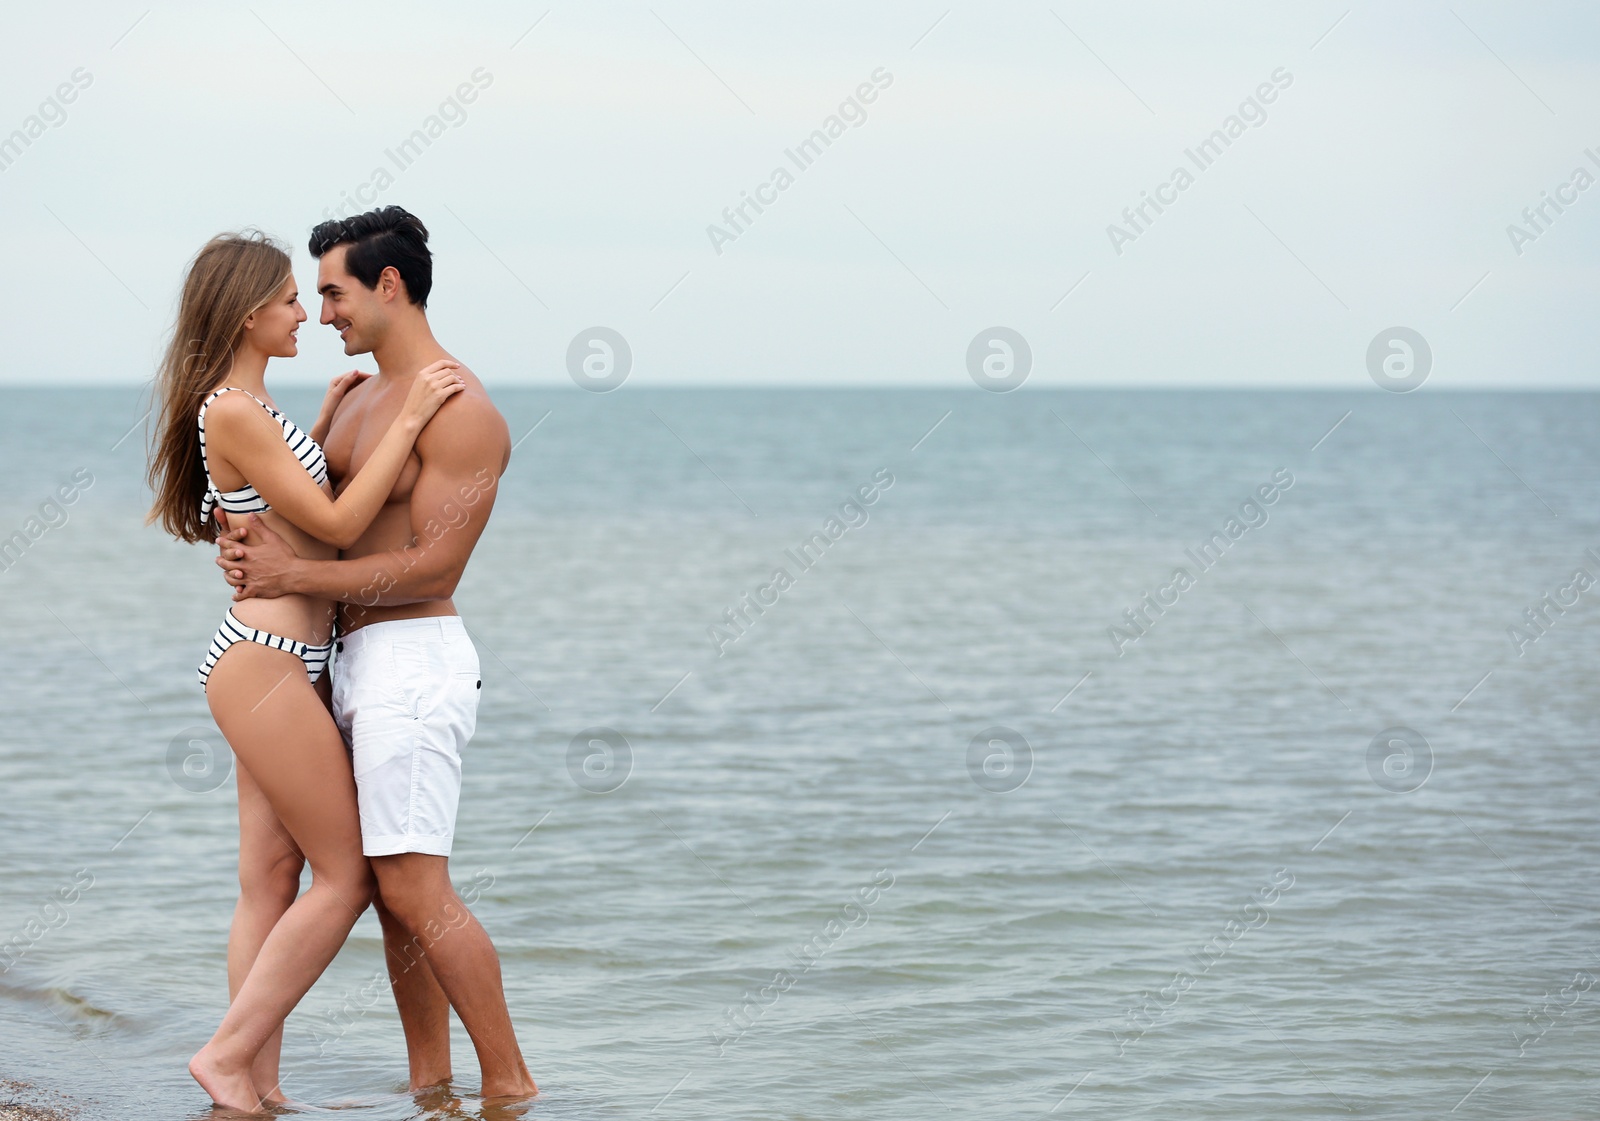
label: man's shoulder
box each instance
[417,377,509,462]
[434,376,506,432]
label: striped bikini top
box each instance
[197,387,329,524]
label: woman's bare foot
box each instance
[253,1079,287,1107]
[189,1046,264,1113]
[250,1059,288,1106]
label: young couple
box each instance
[144,206,537,1110]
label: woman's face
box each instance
[242,274,308,359]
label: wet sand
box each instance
[0,1080,75,1121]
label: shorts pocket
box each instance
[443,631,482,699]
[441,669,482,746]
[388,639,437,719]
[442,628,481,677]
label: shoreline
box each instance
[0,1080,76,1121]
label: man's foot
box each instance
[480,1073,538,1099]
[410,1080,461,1113]
[479,1077,539,1121]
[408,1069,455,1095]
[478,1095,538,1121]
[189,1045,264,1113]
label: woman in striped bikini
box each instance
[144,231,463,1110]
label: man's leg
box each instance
[371,853,536,1098]
[329,628,460,1091]
[337,616,532,1096]
[375,893,453,1089]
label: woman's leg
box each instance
[190,642,375,1110]
[229,760,304,1103]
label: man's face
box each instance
[317,244,386,355]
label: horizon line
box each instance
[3,381,1597,392]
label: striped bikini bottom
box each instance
[198,607,335,691]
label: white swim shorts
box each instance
[330,615,482,857]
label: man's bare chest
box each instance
[323,391,423,503]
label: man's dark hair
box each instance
[308,205,433,308]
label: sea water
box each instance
[0,387,1596,1119]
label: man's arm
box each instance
[218,395,508,605]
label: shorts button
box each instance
[476,679,481,688]
[336,641,343,652]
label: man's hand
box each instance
[214,510,242,581]
[214,514,300,600]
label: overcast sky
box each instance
[2,1,1598,388]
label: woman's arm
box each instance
[215,398,504,605]
[204,361,465,549]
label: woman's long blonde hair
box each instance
[145,231,292,544]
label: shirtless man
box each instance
[215,206,536,1099]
